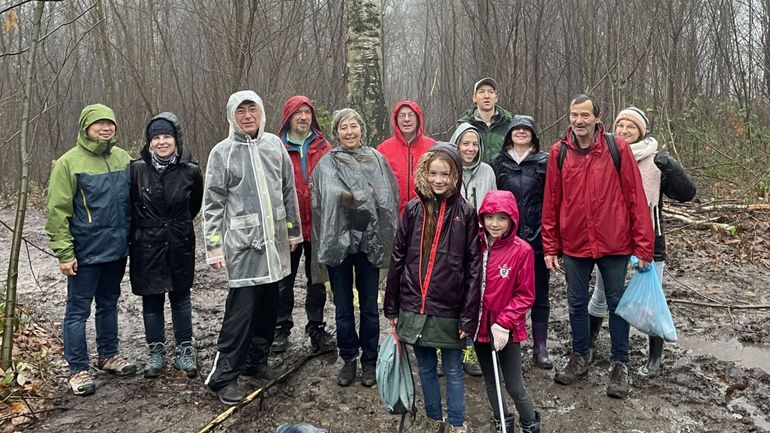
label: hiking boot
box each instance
[420,416,446,433]
[639,336,664,377]
[242,362,285,385]
[211,381,244,406]
[492,414,515,433]
[462,347,483,377]
[308,326,336,354]
[361,362,376,387]
[520,411,541,433]
[143,342,166,378]
[588,314,604,363]
[174,341,198,378]
[607,362,630,399]
[68,370,96,396]
[448,423,468,432]
[272,328,291,354]
[532,321,553,369]
[437,350,444,377]
[97,355,138,376]
[337,360,356,387]
[554,352,589,385]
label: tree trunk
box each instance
[344,0,387,146]
[1,0,45,370]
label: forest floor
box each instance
[1,200,770,433]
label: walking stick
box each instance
[490,323,507,433]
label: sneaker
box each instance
[554,352,589,385]
[97,355,138,376]
[211,382,244,406]
[68,370,96,396]
[144,342,166,378]
[308,327,336,354]
[173,341,198,378]
[462,347,483,377]
[448,423,468,432]
[272,329,291,354]
[337,360,356,387]
[607,362,630,399]
[419,415,446,433]
[361,363,376,387]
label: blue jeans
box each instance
[142,290,193,345]
[63,258,127,373]
[413,345,464,426]
[563,254,630,363]
[327,252,380,365]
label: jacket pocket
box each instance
[226,213,263,251]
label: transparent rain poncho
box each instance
[310,146,399,278]
[202,90,302,288]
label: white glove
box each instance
[490,323,510,351]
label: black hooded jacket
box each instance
[129,112,204,295]
[490,116,549,254]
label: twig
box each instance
[669,299,770,309]
[0,218,56,258]
[664,268,726,304]
[0,405,66,423]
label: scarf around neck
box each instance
[151,152,177,173]
[631,137,662,235]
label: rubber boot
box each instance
[532,321,553,369]
[520,411,541,433]
[587,314,604,363]
[640,336,664,377]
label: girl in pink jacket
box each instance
[474,190,541,433]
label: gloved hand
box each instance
[490,323,509,351]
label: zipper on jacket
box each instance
[418,199,447,314]
[80,190,93,223]
[407,142,413,203]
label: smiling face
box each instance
[569,100,599,145]
[336,116,362,150]
[614,119,642,143]
[510,126,533,148]
[483,212,512,239]
[458,131,480,166]
[289,103,313,138]
[427,157,453,196]
[150,134,177,158]
[86,120,116,141]
[234,101,261,136]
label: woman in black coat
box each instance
[129,113,203,378]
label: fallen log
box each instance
[669,299,770,309]
[662,212,736,235]
[698,203,770,212]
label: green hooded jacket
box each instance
[45,104,132,265]
[457,105,513,163]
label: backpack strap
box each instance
[558,133,621,173]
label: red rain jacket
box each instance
[541,125,654,261]
[475,190,535,343]
[377,101,435,215]
[278,96,331,240]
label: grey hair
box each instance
[331,108,367,146]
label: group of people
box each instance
[45,76,695,433]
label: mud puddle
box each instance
[676,336,770,373]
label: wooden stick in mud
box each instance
[662,212,736,235]
[669,299,770,309]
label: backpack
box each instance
[376,331,416,432]
[558,133,620,172]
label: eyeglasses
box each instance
[397,112,416,120]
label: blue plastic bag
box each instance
[376,331,414,415]
[616,262,678,342]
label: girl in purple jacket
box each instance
[475,190,541,433]
[384,142,481,433]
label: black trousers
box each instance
[276,240,327,332]
[530,253,551,324]
[205,282,279,391]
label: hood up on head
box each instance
[478,190,520,240]
[450,122,484,171]
[142,112,192,162]
[278,95,324,141]
[390,100,425,145]
[414,141,463,200]
[503,115,540,152]
[77,103,118,155]
[226,90,266,142]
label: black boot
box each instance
[520,411,541,433]
[492,414,515,433]
[640,336,664,377]
[588,314,604,363]
[532,321,553,369]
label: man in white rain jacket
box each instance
[203,90,302,405]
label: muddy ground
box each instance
[1,203,769,433]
